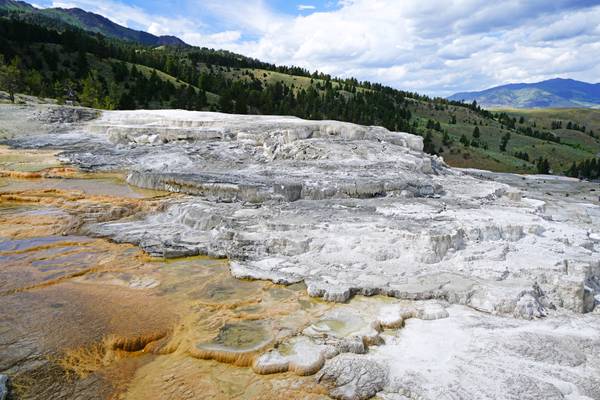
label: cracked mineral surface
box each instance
[0,104,599,400]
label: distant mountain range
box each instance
[448,78,600,109]
[0,0,187,46]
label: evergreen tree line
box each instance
[551,120,589,133]
[514,151,530,162]
[535,157,551,174]
[0,17,419,132]
[0,16,496,135]
[495,112,517,130]
[566,121,586,132]
[567,158,600,180]
[516,126,561,143]
[499,132,511,152]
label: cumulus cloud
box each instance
[47,0,600,95]
[223,0,600,95]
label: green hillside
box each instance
[0,13,599,176]
[0,0,186,46]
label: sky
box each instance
[32,0,600,96]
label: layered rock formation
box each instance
[1,105,599,399]
[21,108,593,319]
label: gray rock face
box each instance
[4,108,598,319]
[316,354,388,400]
[88,190,599,317]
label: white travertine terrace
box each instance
[68,110,599,318]
[3,105,599,400]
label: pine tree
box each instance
[118,91,136,109]
[535,157,550,174]
[75,50,89,79]
[442,131,451,146]
[567,161,578,178]
[423,131,436,154]
[499,132,511,152]
[194,90,207,110]
[234,96,248,114]
[0,56,23,103]
[219,92,234,113]
[80,74,103,108]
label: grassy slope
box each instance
[202,65,351,93]
[500,108,600,157]
[408,103,600,173]
[212,66,600,173]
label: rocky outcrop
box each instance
[87,193,599,317]
[4,108,596,319]
[316,354,388,400]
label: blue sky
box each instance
[33,1,600,96]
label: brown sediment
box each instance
[0,150,333,399]
[252,360,291,376]
[108,331,169,353]
[289,359,327,377]
[1,278,181,399]
[0,219,149,293]
[0,187,169,236]
[58,331,170,379]
[189,346,269,368]
[0,187,167,208]
[1,266,104,296]
[0,146,63,173]
[0,239,96,256]
[0,167,78,179]
[58,340,113,379]
[0,211,72,237]
[194,298,262,311]
[122,355,331,400]
[0,188,87,202]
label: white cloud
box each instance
[181,31,243,48]
[219,0,600,95]
[46,0,600,95]
[298,4,316,11]
[198,0,287,35]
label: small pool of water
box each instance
[0,176,167,199]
